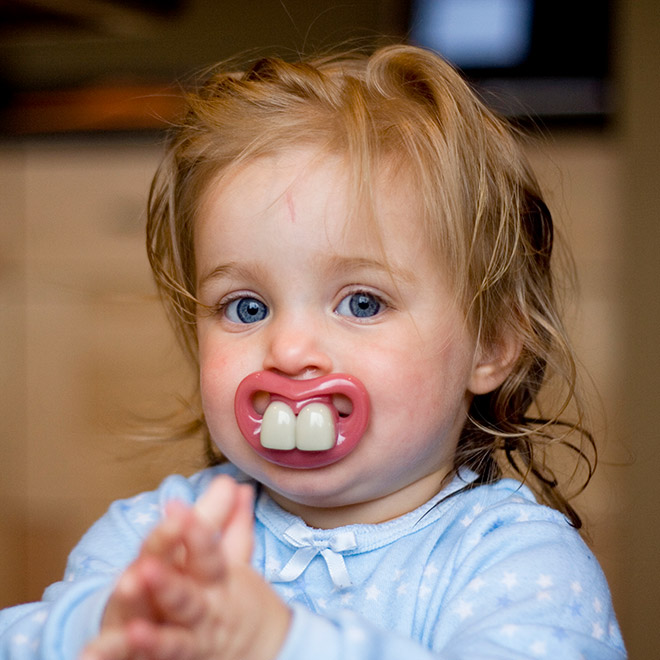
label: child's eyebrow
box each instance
[197,256,418,290]
[323,255,418,286]
[197,261,269,290]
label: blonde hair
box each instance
[147,44,595,527]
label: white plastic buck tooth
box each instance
[260,401,296,450]
[295,403,336,451]
[260,402,336,452]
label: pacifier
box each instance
[234,371,370,469]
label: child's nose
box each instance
[262,314,333,378]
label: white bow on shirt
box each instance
[272,522,358,590]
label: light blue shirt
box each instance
[0,464,626,659]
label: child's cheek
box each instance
[199,354,240,423]
[361,344,427,404]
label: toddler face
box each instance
[194,147,484,524]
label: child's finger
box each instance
[138,556,207,627]
[123,619,198,660]
[140,513,182,560]
[220,483,255,565]
[79,627,134,660]
[82,621,196,660]
[140,501,191,567]
[178,508,225,581]
[194,475,240,532]
[102,562,159,629]
[151,500,225,581]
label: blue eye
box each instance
[336,292,383,319]
[225,297,268,324]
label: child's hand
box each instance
[80,476,291,660]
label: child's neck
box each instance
[265,469,454,529]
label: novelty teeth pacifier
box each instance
[234,371,370,469]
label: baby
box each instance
[0,45,625,659]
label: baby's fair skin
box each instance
[195,148,517,528]
[82,147,518,659]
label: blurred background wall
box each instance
[0,1,658,657]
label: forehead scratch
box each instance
[285,189,296,223]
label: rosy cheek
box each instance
[200,360,233,412]
[199,337,234,379]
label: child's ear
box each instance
[468,331,522,396]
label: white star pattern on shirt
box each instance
[392,568,405,582]
[396,582,409,596]
[423,563,439,580]
[468,576,486,592]
[12,634,29,645]
[501,624,519,637]
[454,599,474,620]
[571,581,583,595]
[418,584,432,600]
[592,622,605,640]
[132,512,156,526]
[537,574,553,589]
[593,597,603,613]
[460,515,473,527]
[516,510,531,523]
[365,585,381,601]
[501,571,518,589]
[537,590,552,602]
[31,610,48,624]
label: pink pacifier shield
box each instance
[234,371,370,469]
